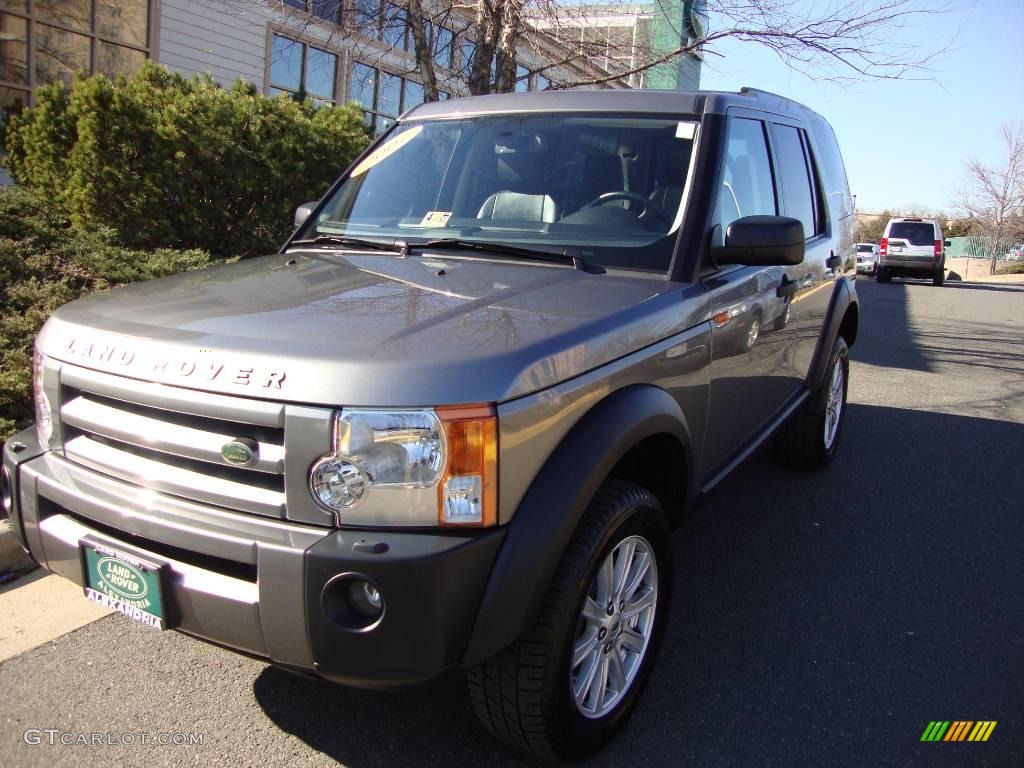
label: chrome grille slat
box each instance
[57,363,289,520]
[61,395,284,474]
[64,435,286,518]
[61,365,285,427]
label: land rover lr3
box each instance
[3,88,859,759]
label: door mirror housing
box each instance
[294,201,318,229]
[711,215,805,267]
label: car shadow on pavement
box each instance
[940,281,1024,293]
[253,403,1023,768]
[848,281,934,373]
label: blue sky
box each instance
[698,0,1023,213]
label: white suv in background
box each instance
[855,242,879,275]
[877,217,950,286]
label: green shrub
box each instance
[4,63,370,257]
[997,260,1024,274]
[0,186,214,440]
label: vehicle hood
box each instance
[39,251,707,406]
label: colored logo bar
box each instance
[920,721,997,742]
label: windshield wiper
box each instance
[288,234,402,253]
[413,238,590,271]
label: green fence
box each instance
[946,236,997,259]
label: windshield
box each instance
[888,222,935,245]
[295,114,699,273]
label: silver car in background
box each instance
[855,242,878,275]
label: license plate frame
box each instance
[80,540,169,631]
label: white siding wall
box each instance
[158,0,269,87]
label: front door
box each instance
[702,116,803,475]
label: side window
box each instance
[716,118,776,232]
[771,124,820,240]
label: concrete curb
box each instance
[0,519,36,575]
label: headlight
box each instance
[309,406,497,528]
[33,348,52,447]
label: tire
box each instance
[743,314,761,351]
[876,267,890,283]
[467,480,672,760]
[932,269,945,286]
[777,335,849,470]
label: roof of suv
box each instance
[404,87,815,122]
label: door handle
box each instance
[777,275,798,298]
[827,253,843,270]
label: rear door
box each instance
[767,120,835,379]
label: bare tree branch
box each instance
[957,121,1024,275]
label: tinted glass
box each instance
[270,35,302,90]
[298,115,699,273]
[0,14,27,85]
[311,0,341,23]
[305,46,337,99]
[378,71,400,117]
[97,0,149,46]
[434,26,452,68]
[857,244,874,252]
[36,24,90,89]
[717,118,776,230]
[888,222,934,245]
[403,79,423,109]
[771,124,815,239]
[351,62,375,112]
[97,41,146,78]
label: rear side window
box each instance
[888,222,935,245]
[771,124,820,240]
[716,117,776,231]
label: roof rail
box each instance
[739,86,790,102]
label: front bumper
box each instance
[3,427,504,688]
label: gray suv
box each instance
[2,88,858,759]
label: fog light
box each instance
[442,475,483,524]
[321,573,385,632]
[1,465,12,520]
[347,579,384,620]
[310,457,368,511]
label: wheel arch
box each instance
[461,384,694,668]
[807,277,858,390]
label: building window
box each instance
[269,34,338,103]
[0,0,153,118]
[423,21,453,70]
[351,61,425,135]
[515,64,528,92]
[281,0,342,25]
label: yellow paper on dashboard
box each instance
[350,126,424,177]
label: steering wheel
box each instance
[585,191,670,226]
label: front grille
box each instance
[58,365,287,518]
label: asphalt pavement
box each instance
[1,276,1021,767]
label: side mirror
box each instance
[711,215,805,267]
[294,201,318,229]
[944,239,951,247]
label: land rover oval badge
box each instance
[221,438,258,466]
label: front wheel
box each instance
[467,481,672,759]
[777,335,849,470]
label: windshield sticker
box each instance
[350,125,424,177]
[419,211,453,228]
[675,122,696,140]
